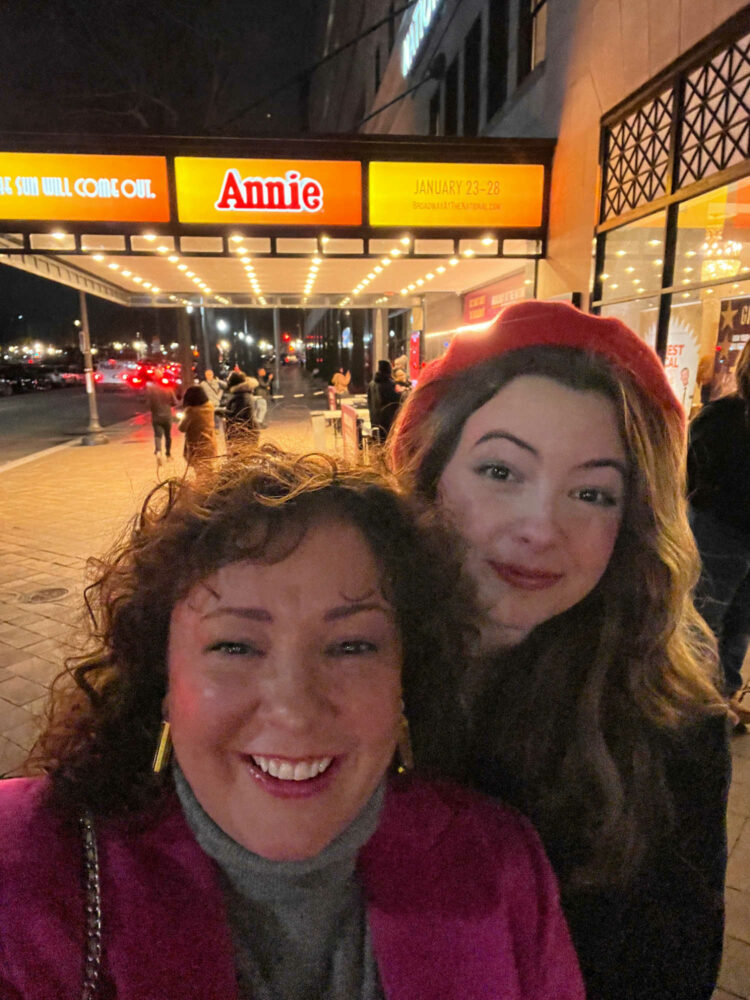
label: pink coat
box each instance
[0,775,584,999]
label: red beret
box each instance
[393,300,683,462]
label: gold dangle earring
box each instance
[152,720,172,774]
[397,700,414,773]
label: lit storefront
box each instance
[593,25,750,415]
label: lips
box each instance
[488,561,563,591]
[242,753,341,799]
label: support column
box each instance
[78,291,108,446]
[199,306,211,376]
[177,309,193,394]
[273,308,281,392]
[373,308,389,367]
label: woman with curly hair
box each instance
[388,300,730,1000]
[0,446,583,1000]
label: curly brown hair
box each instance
[388,346,724,889]
[28,445,474,819]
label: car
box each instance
[94,359,140,390]
[30,365,65,388]
[0,375,12,397]
[0,363,53,392]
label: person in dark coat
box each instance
[223,370,259,443]
[688,339,750,727]
[367,360,402,442]
[146,369,178,465]
[389,300,731,1000]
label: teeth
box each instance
[251,755,333,781]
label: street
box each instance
[0,366,328,465]
[0,386,147,463]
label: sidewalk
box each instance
[0,406,317,775]
[0,408,749,999]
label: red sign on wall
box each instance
[341,403,359,463]
[463,271,528,324]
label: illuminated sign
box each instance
[369,162,545,229]
[463,272,528,323]
[0,153,169,222]
[175,157,362,225]
[401,0,444,77]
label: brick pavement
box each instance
[0,404,748,998]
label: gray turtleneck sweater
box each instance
[174,766,386,1000]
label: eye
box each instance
[207,641,262,656]
[571,487,620,508]
[475,461,515,482]
[326,639,378,656]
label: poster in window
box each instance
[709,297,750,399]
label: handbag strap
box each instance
[80,810,103,999]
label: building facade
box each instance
[308,0,750,408]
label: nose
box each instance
[256,654,333,732]
[509,490,561,549]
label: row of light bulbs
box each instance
[339,240,484,307]
[88,235,231,307]
[302,257,322,302]
[229,237,267,305]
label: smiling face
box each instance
[167,520,402,861]
[438,375,627,648]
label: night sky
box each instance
[0,0,319,348]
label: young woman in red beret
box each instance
[389,300,730,1000]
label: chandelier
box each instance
[700,235,743,281]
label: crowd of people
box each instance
[143,363,277,474]
[0,300,743,1000]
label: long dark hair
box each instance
[28,446,474,819]
[390,346,723,889]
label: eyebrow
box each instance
[474,430,536,454]
[201,607,272,622]
[200,601,390,625]
[473,431,626,478]
[576,457,627,477]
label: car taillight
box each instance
[94,373,103,382]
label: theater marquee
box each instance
[0,152,170,222]
[368,162,545,229]
[175,157,362,226]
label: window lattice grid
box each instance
[679,32,750,187]
[602,90,674,221]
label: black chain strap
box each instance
[80,810,102,999]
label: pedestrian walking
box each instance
[389,300,730,1000]
[146,369,178,467]
[367,360,402,442]
[688,339,750,728]
[178,385,218,472]
[1,449,584,999]
[223,370,259,443]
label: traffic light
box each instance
[282,332,291,343]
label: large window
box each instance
[594,25,750,417]
[597,210,667,305]
[463,17,481,135]
[517,0,548,83]
[487,0,510,120]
